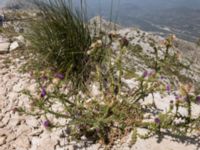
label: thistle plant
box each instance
[21,32,199,146]
[19,1,200,147]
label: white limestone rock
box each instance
[0,42,10,54]
[90,82,101,97]
[9,41,20,52]
[122,78,138,90]
[12,35,25,46]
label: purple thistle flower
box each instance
[143,70,148,78]
[41,87,47,98]
[196,96,200,104]
[43,120,51,128]
[154,118,161,124]
[55,73,65,80]
[175,95,180,101]
[166,84,171,93]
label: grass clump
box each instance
[26,0,92,87]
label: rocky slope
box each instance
[0,17,200,150]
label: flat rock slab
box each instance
[0,42,10,54]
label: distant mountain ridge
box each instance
[1,0,200,42]
[1,0,33,9]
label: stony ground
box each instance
[1,53,200,150]
[0,53,74,150]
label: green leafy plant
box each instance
[20,30,200,147]
[19,1,200,147]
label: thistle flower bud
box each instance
[41,87,47,98]
[196,96,200,104]
[166,84,171,94]
[43,120,51,128]
[154,118,161,124]
[142,70,148,78]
